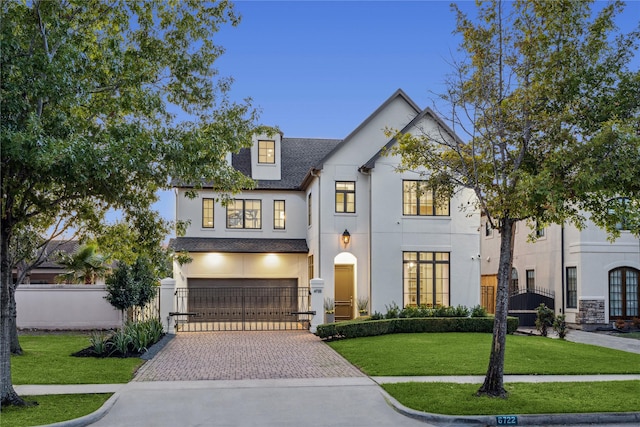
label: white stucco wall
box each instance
[177,188,308,239]
[174,252,309,290]
[16,285,122,330]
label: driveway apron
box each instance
[134,331,365,381]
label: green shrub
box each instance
[553,314,569,339]
[535,303,555,337]
[111,329,132,355]
[370,311,384,320]
[89,331,113,356]
[470,304,488,318]
[384,302,401,319]
[315,316,519,340]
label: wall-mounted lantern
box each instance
[341,229,351,246]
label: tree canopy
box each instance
[1,0,266,407]
[393,0,640,397]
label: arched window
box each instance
[609,267,639,319]
[510,267,519,294]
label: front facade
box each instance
[480,217,640,328]
[171,90,481,329]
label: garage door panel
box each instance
[183,279,305,329]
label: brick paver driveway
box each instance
[134,331,364,381]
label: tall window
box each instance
[202,198,214,228]
[308,255,314,281]
[402,180,449,216]
[308,193,312,227]
[526,269,535,291]
[609,267,639,319]
[226,199,261,229]
[566,267,577,309]
[258,140,275,164]
[535,222,545,238]
[510,267,519,294]
[274,200,285,229]
[335,181,355,213]
[403,252,450,307]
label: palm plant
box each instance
[55,244,109,284]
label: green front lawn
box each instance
[0,394,112,427]
[328,332,640,376]
[382,381,640,415]
[12,334,143,384]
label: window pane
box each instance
[566,267,577,309]
[244,200,261,229]
[345,193,355,213]
[418,189,434,216]
[258,140,275,164]
[274,200,285,229]
[403,181,417,215]
[202,198,214,228]
[526,270,535,291]
[420,264,432,306]
[626,270,638,317]
[335,193,345,213]
[227,200,243,228]
[609,270,622,317]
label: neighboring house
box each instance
[480,215,640,329]
[12,240,80,284]
[170,89,481,330]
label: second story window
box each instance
[403,180,449,216]
[335,181,355,213]
[258,140,275,164]
[227,199,261,229]
[202,198,214,228]
[308,193,312,227]
[274,200,285,230]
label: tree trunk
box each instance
[10,282,23,355]
[1,225,27,407]
[477,217,516,398]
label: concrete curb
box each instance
[380,389,640,426]
[39,393,120,427]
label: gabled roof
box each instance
[232,138,340,190]
[39,240,80,269]
[169,237,309,253]
[306,89,421,175]
[359,106,463,171]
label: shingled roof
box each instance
[232,137,341,190]
[169,237,309,253]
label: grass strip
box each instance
[12,335,143,384]
[0,393,112,427]
[382,381,640,415]
[328,332,640,376]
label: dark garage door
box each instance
[175,279,310,331]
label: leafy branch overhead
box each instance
[1,0,266,407]
[391,0,639,399]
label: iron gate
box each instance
[173,287,311,331]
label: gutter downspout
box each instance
[561,224,565,315]
[311,169,321,279]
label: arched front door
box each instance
[609,267,639,319]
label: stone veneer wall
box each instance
[577,299,605,327]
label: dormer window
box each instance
[258,140,275,164]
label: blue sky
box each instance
[155,0,640,231]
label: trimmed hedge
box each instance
[315,316,519,340]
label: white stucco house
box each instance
[480,216,640,329]
[169,89,481,331]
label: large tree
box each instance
[393,0,640,398]
[1,0,265,407]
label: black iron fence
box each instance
[173,287,311,331]
[508,287,555,327]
